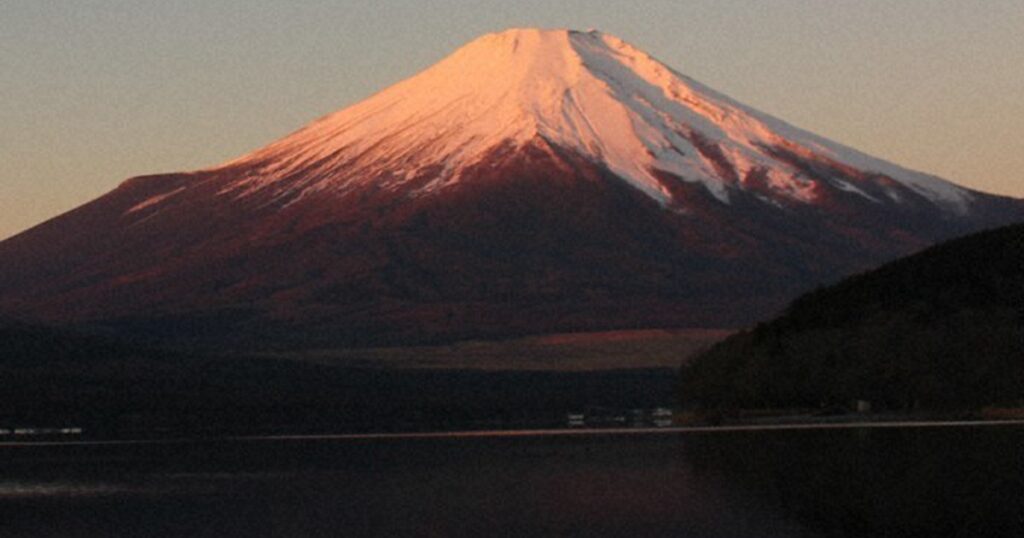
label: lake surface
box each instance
[1,424,1022,537]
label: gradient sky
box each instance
[3,0,1022,239]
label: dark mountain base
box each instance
[0,323,679,439]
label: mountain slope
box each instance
[1,28,1022,349]
[679,223,1024,410]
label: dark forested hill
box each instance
[679,223,1024,411]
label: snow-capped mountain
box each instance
[1,28,1021,348]
[218,28,971,213]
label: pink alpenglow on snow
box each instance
[213,29,970,213]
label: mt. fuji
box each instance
[1,28,1021,348]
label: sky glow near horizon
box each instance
[2,0,1022,239]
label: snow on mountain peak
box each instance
[211,28,973,213]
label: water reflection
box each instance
[685,427,1024,537]
[0,427,1021,537]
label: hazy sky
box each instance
[3,0,1022,239]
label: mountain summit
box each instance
[1,28,1021,348]
[220,28,970,211]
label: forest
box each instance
[679,223,1024,411]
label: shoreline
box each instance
[2,418,1024,448]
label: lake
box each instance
[1,424,1022,537]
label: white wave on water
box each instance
[0,481,140,499]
